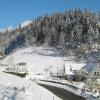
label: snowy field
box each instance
[0,46,87,100]
[1,47,86,75]
[1,47,64,74]
[0,72,62,100]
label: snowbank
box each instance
[2,47,64,74]
[0,72,61,100]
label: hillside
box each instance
[0,47,65,100]
[1,9,100,100]
[1,47,64,74]
[0,9,100,59]
[0,46,87,100]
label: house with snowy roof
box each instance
[83,62,100,84]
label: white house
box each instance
[83,62,100,85]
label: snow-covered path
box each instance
[0,72,62,100]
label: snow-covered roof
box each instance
[65,62,85,71]
[64,62,86,76]
[82,62,98,73]
[66,70,74,75]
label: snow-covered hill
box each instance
[2,47,64,74]
[0,46,88,100]
[0,47,65,100]
[1,46,87,77]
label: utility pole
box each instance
[53,96,54,100]
[57,67,59,76]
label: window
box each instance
[94,72,99,75]
[94,72,96,75]
[97,72,99,75]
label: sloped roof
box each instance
[82,62,100,73]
